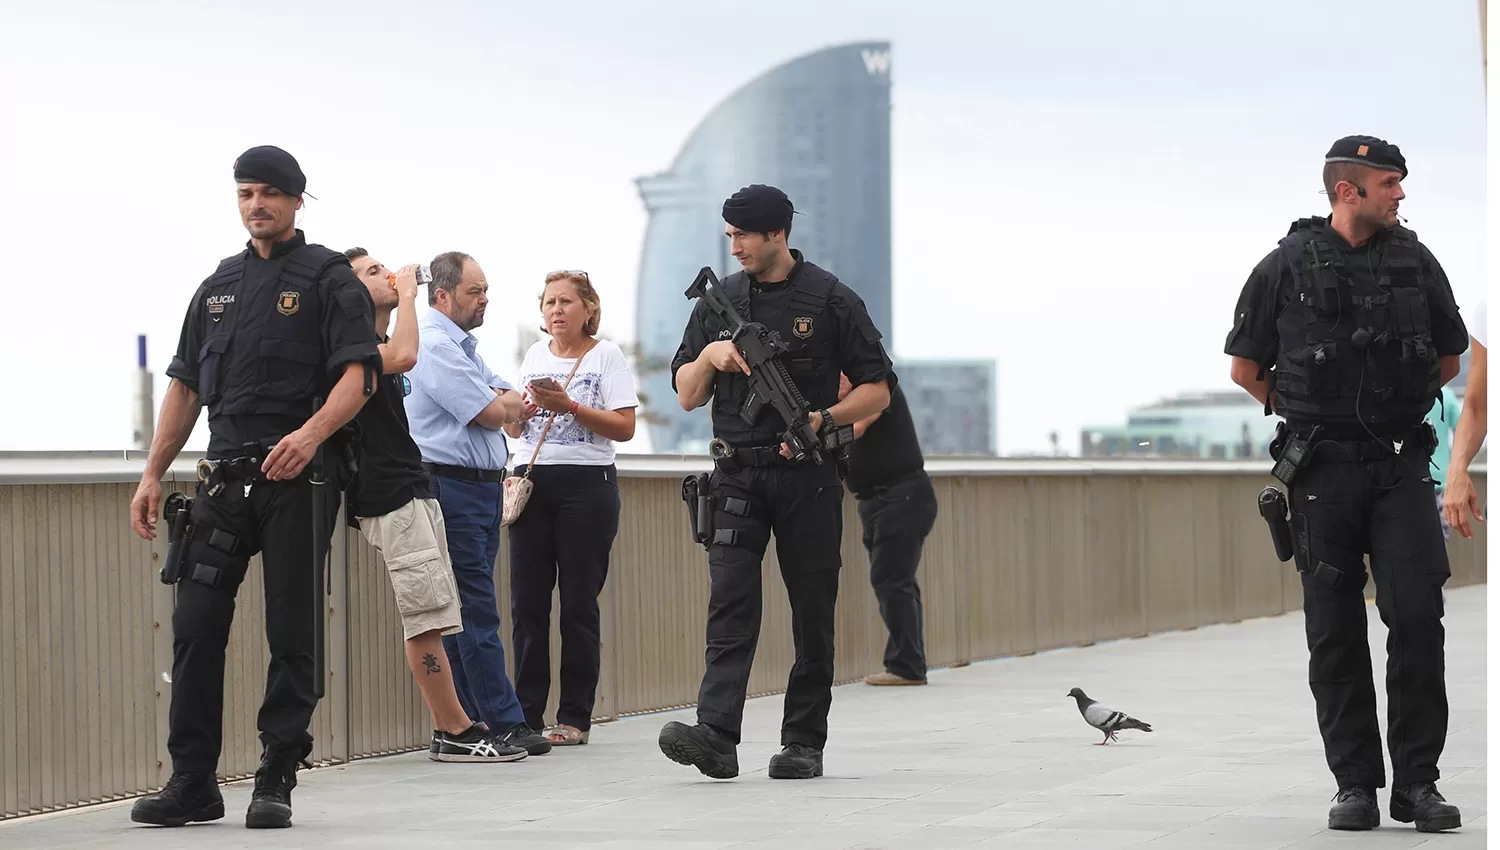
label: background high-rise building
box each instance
[894,358,998,455]
[632,41,894,454]
[1079,390,1279,459]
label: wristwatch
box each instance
[816,408,834,433]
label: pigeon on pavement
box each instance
[1067,687,1153,744]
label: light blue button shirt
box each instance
[405,309,513,471]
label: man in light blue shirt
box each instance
[1424,385,1462,540]
[405,250,550,756]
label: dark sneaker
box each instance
[432,723,527,763]
[658,720,738,779]
[497,723,552,756]
[1392,783,1462,832]
[129,771,224,826]
[1328,785,1379,831]
[430,730,440,756]
[768,743,824,779]
[245,745,310,829]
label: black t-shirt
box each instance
[845,383,925,497]
[669,253,895,446]
[350,345,432,519]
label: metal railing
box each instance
[0,451,1486,819]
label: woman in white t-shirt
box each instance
[501,270,638,746]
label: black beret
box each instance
[233,145,307,196]
[722,184,796,233]
[1324,135,1407,178]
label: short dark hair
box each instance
[1322,162,1366,206]
[429,251,473,305]
[343,246,369,261]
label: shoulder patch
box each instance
[334,283,374,321]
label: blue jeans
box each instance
[430,473,525,732]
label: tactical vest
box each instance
[1270,216,1440,425]
[196,243,346,421]
[711,262,842,440]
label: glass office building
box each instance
[895,358,998,456]
[633,41,894,453]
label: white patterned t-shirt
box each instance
[513,338,639,466]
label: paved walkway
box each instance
[1,585,1485,849]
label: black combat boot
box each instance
[1391,782,1462,832]
[1328,785,1379,830]
[129,771,224,826]
[658,720,739,779]
[768,743,823,779]
[245,744,311,829]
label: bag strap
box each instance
[522,338,598,478]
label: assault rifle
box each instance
[683,266,852,464]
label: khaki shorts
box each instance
[359,498,464,641]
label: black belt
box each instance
[423,462,504,483]
[1284,422,1435,462]
[197,440,280,494]
[711,443,801,473]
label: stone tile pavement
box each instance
[1,584,1485,849]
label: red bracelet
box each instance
[569,400,579,416]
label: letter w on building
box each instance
[861,49,891,76]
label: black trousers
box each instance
[1288,442,1450,790]
[167,472,342,774]
[696,462,844,750]
[507,464,620,732]
[855,472,938,681]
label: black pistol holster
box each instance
[682,473,712,548]
[1263,422,1345,586]
[1257,486,1294,563]
[680,471,752,550]
[160,491,195,584]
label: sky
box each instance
[0,0,1488,456]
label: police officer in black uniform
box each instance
[127,146,383,829]
[1226,135,1467,833]
[657,184,895,781]
[840,376,938,687]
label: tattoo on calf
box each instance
[422,653,441,675]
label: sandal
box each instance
[545,724,589,745]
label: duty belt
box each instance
[196,441,275,496]
[1285,422,1437,462]
[709,439,799,472]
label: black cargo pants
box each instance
[855,471,938,681]
[1286,435,1450,790]
[166,464,343,774]
[695,459,844,750]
